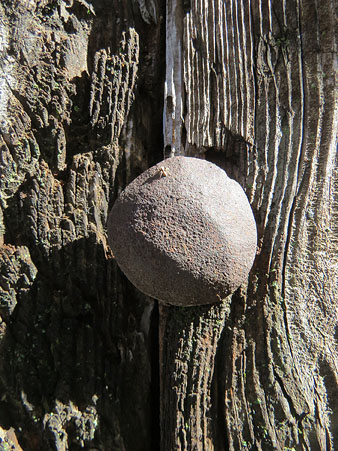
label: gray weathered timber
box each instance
[160,0,338,450]
[108,156,257,306]
[0,0,337,450]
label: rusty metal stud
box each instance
[107,156,257,306]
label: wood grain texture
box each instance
[0,0,337,449]
[0,0,164,449]
[162,0,338,449]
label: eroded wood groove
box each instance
[159,301,230,450]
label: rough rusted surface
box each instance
[108,156,257,306]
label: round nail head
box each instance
[107,156,257,306]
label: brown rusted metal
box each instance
[107,156,257,306]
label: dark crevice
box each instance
[150,301,160,451]
[204,131,252,188]
[213,324,230,451]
